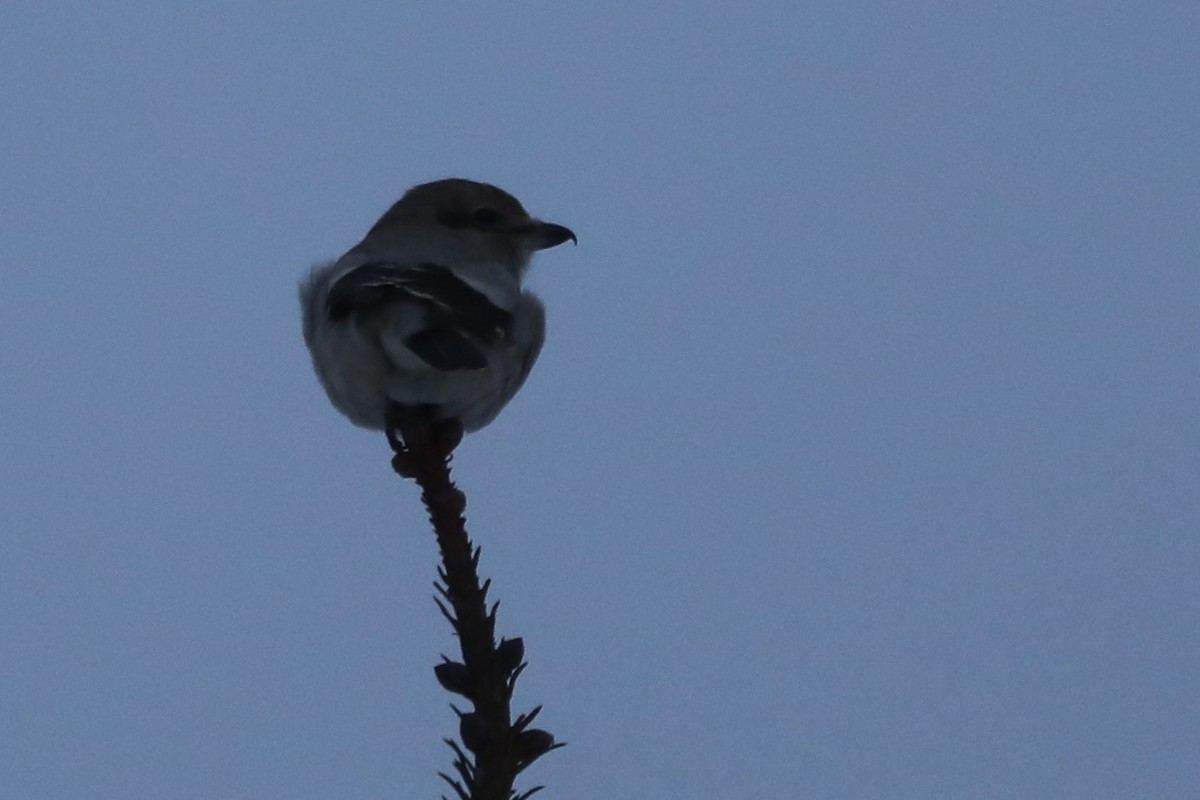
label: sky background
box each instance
[2,3,1198,798]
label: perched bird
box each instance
[300,179,575,437]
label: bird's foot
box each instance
[386,405,464,477]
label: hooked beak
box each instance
[529,221,577,250]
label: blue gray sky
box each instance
[2,3,1197,798]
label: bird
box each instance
[300,179,576,440]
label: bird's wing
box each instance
[327,261,513,371]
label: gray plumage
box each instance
[300,179,574,432]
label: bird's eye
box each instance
[471,207,502,227]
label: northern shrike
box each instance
[300,179,575,436]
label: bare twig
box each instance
[387,407,559,800]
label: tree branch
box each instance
[387,409,561,800]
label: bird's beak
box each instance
[529,221,577,250]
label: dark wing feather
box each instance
[328,262,511,334]
[403,328,488,371]
[327,261,512,371]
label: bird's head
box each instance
[368,179,575,272]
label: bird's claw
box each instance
[385,405,464,476]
